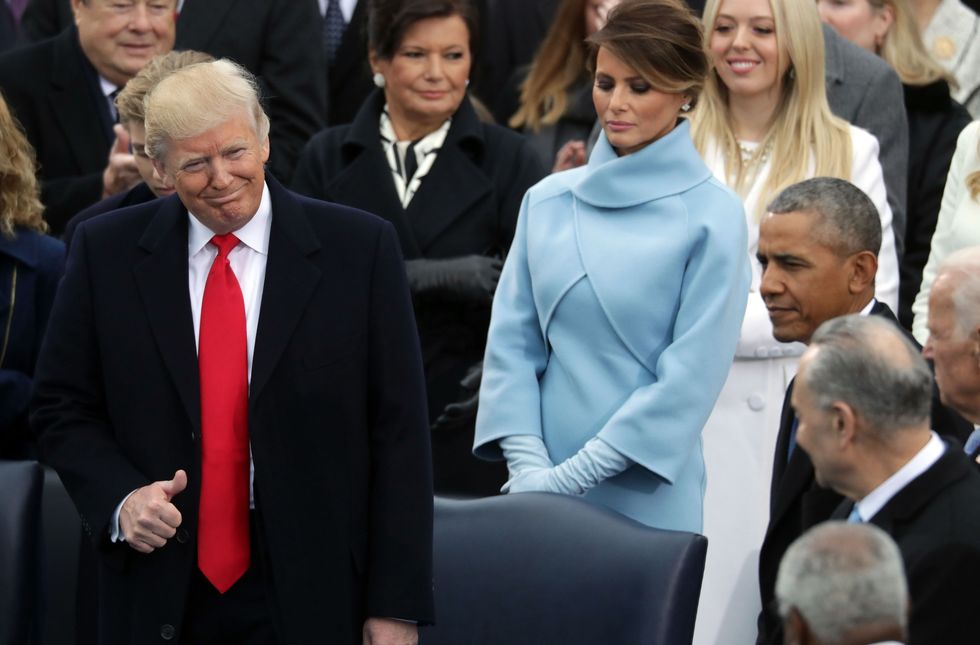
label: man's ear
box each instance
[847,250,878,294]
[831,401,858,447]
[784,607,811,645]
[152,159,170,183]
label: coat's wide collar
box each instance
[572,120,711,208]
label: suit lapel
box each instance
[404,101,491,252]
[770,378,797,511]
[324,145,422,257]
[249,178,322,404]
[49,28,112,172]
[133,197,201,430]
[869,443,970,531]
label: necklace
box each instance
[738,140,771,166]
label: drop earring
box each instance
[373,73,386,88]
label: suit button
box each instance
[175,528,189,544]
[190,431,196,440]
[160,624,175,640]
[748,394,766,411]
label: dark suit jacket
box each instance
[833,444,980,645]
[898,81,972,329]
[325,0,373,127]
[63,182,158,255]
[31,175,435,644]
[292,89,545,495]
[756,301,974,645]
[0,228,64,459]
[0,26,113,235]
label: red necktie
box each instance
[197,233,250,593]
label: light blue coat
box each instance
[473,121,750,532]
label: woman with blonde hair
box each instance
[494,0,618,169]
[689,0,899,641]
[0,90,64,458]
[819,0,971,329]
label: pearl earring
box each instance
[373,73,386,88]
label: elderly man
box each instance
[62,49,215,252]
[793,315,980,644]
[754,177,972,645]
[0,0,176,234]
[923,246,980,458]
[32,59,433,645]
[776,522,909,645]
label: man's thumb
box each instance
[161,469,188,498]
[112,124,131,153]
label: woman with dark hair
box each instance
[293,0,545,497]
[0,90,64,458]
[473,0,749,532]
[493,0,619,169]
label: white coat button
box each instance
[756,347,770,358]
[748,394,766,411]
[770,347,783,358]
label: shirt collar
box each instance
[858,298,877,316]
[98,76,119,101]
[855,432,945,521]
[187,182,273,257]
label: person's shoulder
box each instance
[0,31,55,82]
[290,188,390,237]
[824,24,895,83]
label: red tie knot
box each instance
[210,234,241,259]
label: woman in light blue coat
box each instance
[473,0,751,532]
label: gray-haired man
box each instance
[793,315,980,644]
[776,521,908,645]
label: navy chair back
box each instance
[422,493,708,645]
[0,460,43,645]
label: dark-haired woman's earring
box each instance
[373,73,386,88]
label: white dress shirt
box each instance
[852,432,945,522]
[111,183,273,540]
[98,76,119,123]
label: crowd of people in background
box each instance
[3,0,980,643]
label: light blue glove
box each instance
[499,436,633,496]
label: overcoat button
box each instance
[160,624,175,640]
[175,528,189,544]
[748,394,766,411]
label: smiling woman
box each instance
[689,0,901,641]
[291,0,546,496]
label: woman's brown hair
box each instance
[0,91,46,237]
[586,0,708,108]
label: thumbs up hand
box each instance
[101,124,141,198]
[120,469,187,554]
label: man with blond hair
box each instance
[33,59,433,645]
[63,49,214,251]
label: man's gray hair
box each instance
[806,315,932,432]
[936,246,980,338]
[766,177,882,257]
[776,521,908,643]
[143,58,271,163]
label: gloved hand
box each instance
[405,255,502,303]
[501,467,560,494]
[432,362,482,431]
